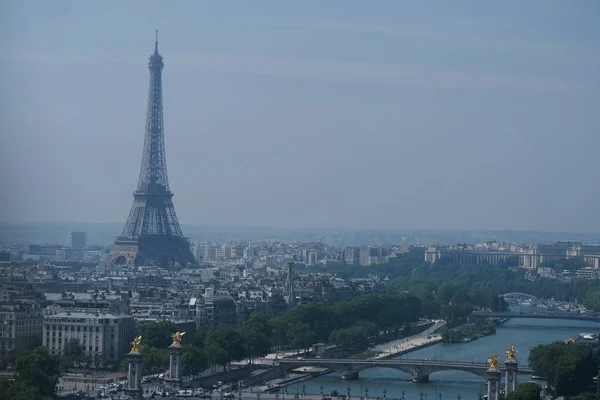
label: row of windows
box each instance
[46,339,101,352]
[46,325,101,332]
[46,318,122,324]
[0,319,42,326]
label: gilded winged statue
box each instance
[488,353,499,369]
[131,335,142,352]
[171,331,185,346]
[505,345,518,361]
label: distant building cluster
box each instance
[425,241,600,271]
[342,245,409,266]
[3,231,105,263]
[193,243,321,266]
[0,235,389,365]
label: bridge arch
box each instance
[350,365,488,379]
[500,292,543,304]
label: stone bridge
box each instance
[276,358,533,383]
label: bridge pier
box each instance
[504,360,518,394]
[411,374,430,383]
[486,369,501,400]
[412,368,429,383]
[341,371,359,380]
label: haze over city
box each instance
[1,0,599,232]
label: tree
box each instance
[490,295,509,312]
[140,345,169,375]
[286,321,316,352]
[529,341,596,396]
[505,382,541,400]
[242,313,274,362]
[192,325,211,348]
[420,293,441,318]
[63,338,84,365]
[571,393,600,400]
[0,379,49,400]
[182,346,208,376]
[140,320,179,349]
[437,282,467,304]
[205,325,247,368]
[204,343,228,370]
[13,346,60,399]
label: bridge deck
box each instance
[277,358,534,373]
[472,311,600,321]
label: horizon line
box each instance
[1,221,599,236]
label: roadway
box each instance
[371,320,445,358]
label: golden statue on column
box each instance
[171,331,185,346]
[130,335,142,352]
[488,353,499,369]
[505,345,518,361]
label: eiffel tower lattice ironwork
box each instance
[108,32,196,267]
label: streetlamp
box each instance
[284,387,288,400]
[382,389,387,400]
[276,393,280,400]
[303,385,306,397]
[239,391,242,400]
[401,390,405,400]
[478,391,483,400]
[425,393,429,400]
[438,393,443,400]
[321,385,325,399]
[257,393,261,400]
[347,386,351,400]
[420,392,424,400]
[365,387,369,400]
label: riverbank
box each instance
[372,320,445,359]
[441,318,508,344]
[299,318,600,400]
[256,320,447,392]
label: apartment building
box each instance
[43,310,135,362]
[0,303,43,358]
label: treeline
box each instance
[135,292,422,375]
[0,346,60,400]
[529,341,599,397]
[308,251,600,311]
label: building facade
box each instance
[68,232,87,249]
[0,303,43,358]
[43,311,135,362]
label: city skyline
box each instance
[1,1,599,232]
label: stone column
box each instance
[165,343,183,389]
[504,360,518,394]
[486,369,501,400]
[124,351,142,399]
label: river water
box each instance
[296,318,600,400]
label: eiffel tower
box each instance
[108,32,196,267]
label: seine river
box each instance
[296,318,600,400]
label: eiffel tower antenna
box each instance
[155,29,159,52]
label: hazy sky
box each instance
[1,0,599,232]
